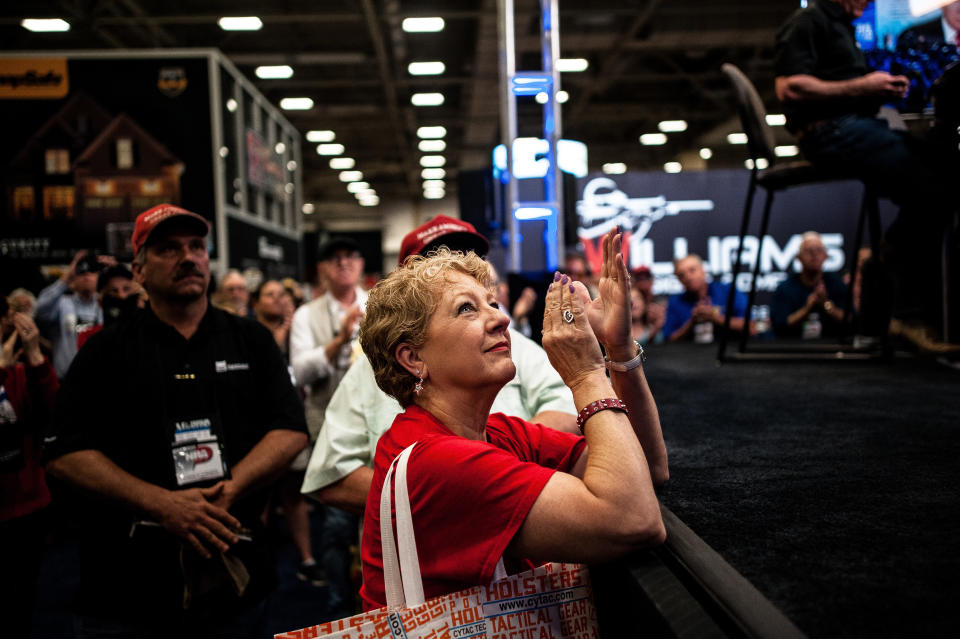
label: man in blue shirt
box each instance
[664,254,749,343]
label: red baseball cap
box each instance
[397,215,489,266]
[130,204,210,256]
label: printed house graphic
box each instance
[5,92,184,234]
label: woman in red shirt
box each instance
[357,229,669,609]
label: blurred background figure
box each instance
[665,254,749,343]
[214,269,252,317]
[253,279,294,359]
[631,265,665,344]
[77,264,145,349]
[0,299,59,639]
[35,250,106,378]
[631,287,664,345]
[771,231,848,339]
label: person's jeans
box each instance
[319,505,359,616]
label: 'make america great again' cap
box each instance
[130,204,210,256]
[397,215,489,266]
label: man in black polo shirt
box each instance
[774,0,957,348]
[45,204,308,638]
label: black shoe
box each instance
[296,562,326,586]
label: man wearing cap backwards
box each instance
[35,249,105,378]
[302,215,578,517]
[43,204,308,638]
[288,235,368,611]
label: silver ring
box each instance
[562,309,574,324]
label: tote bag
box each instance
[276,443,601,639]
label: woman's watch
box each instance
[604,339,646,372]
[823,300,835,312]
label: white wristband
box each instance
[604,340,646,372]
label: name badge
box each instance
[171,438,226,486]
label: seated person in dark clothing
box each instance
[771,232,848,338]
[774,0,958,346]
[664,254,749,343]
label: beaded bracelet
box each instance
[576,398,629,434]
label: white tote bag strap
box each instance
[379,443,424,610]
[492,557,508,581]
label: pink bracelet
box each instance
[576,398,628,434]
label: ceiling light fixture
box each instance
[639,133,667,145]
[775,145,799,157]
[421,168,446,179]
[339,171,364,182]
[557,90,569,103]
[279,97,313,110]
[417,126,447,139]
[422,180,445,189]
[21,18,70,32]
[658,120,688,133]
[408,61,446,76]
[601,163,627,175]
[411,92,444,106]
[557,58,589,72]
[664,162,682,174]
[727,132,748,144]
[255,65,293,79]
[346,181,370,193]
[302,203,315,215]
[423,189,445,200]
[419,155,446,167]
[402,17,445,33]
[765,114,787,126]
[699,147,713,160]
[418,140,446,152]
[317,143,344,155]
[306,130,335,143]
[218,16,263,31]
[329,157,356,170]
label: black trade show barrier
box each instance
[593,506,806,639]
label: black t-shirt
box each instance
[774,0,883,131]
[46,304,307,616]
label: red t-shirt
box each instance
[360,405,586,610]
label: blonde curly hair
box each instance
[360,248,492,407]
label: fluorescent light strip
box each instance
[339,171,364,182]
[417,126,447,139]
[664,162,682,174]
[329,157,356,170]
[419,155,446,167]
[727,132,748,144]
[421,168,446,179]
[408,61,445,76]
[418,140,446,152]
[766,113,787,126]
[601,163,627,175]
[658,120,687,133]
[317,144,344,155]
[21,18,70,32]
[218,16,263,31]
[557,58,589,72]
[280,97,313,110]
[255,65,293,79]
[306,130,335,143]
[639,133,667,145]
[402,17,445,32]
[422,180,445,189]
[775,145,799,157]
[346,181,370,193]
[411,92,444,106]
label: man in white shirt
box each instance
[287,237,368,604]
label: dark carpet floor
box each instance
[647,343,960,639]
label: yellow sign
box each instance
[0,58,69,99]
